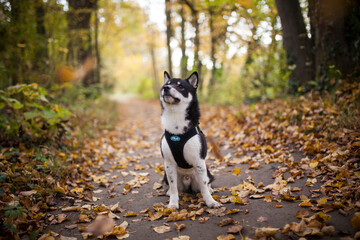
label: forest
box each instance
[0,0,359,239]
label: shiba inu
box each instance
[160,71,220,209]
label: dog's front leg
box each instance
[165,163,179,209]
[195,161,220,208]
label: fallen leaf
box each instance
[59,236,77,240]
[296,210,310,219]
[153,182,162,190]
[78,213,92,223]
[217,234,235,240]
[199,217,210,223]
[232,167,241,176]
[173,236,190,240]
[174,223,186,233]
[124,211,137,217]
[206,207,226,216]
[166,212,186,222]
[57,213,68,223]
[62,206,81,212]
[153,225,171,234]
[257,216,268,222]
[227,225,243,234]
[20,190,37,196]
[65,224,77,229]
[226,209,240,215]
[218,217,234,227]
[254,227,280,238]
[299,200,313,207]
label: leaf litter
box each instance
[2,84,359,239]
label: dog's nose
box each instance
[163,85,171,91]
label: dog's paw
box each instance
[167,203,179,210]
[206,199,221,208]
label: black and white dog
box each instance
[160,71,220,209]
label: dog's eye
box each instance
[178,84,184,90]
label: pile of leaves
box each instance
[0,83,119,239]
[202,80,360,238]
[205,81,360,202]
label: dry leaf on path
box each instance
[232,167,241,176]
[153,225,171,234]
[254,227,280,238]
[217,234,235,240]
[218,217,234,227]
[227,225,243,234]
[174,223,186,233]
[173,236,190,240]
[57,213,68,223]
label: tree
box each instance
[165,0,173,76]
[275,0,314,93]
[179,2,188,77]
[310,0,360,85]
[67,0,98,85]
[183,0,202,79]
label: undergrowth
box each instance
[0,83,119,239]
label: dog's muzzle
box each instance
[162,86,180,104]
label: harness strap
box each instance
[165,126,199,169]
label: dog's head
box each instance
[160,71,198,105]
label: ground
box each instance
[43,98,358,240]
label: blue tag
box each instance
[170,136,181,141]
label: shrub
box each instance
[0,83,71,147]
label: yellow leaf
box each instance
[280,194,296,201]
[233,196,246,205]
[317,198,327,207]
[309,160,318,168]
[78,213,92,223]
[166,212,186,222]
[226,209,240,215]
[124,211,137,217]
[232,167,241,176]
[55,184,66,194]
[316,211,331,222]
[217,234,235,240]
[299,200,313,207]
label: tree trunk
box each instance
[149,34,159,97]
[180,4,187,77]
[165,0,173,76]
[183,0,202,80]
[67,0,96,86]
[313,0,358,82]
[34,0,48,76]
[8,0,22,85]
[94,0,100,84]
[275,0,314,93]
[192,6,201,79]
[209,8,217,89]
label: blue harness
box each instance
[164,126,200,169]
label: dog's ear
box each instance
[164,71,171,83]
[186,71,198,88]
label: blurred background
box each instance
[0,0,359,104]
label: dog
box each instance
[160,71,220,209]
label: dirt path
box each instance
[45,99,357,240]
